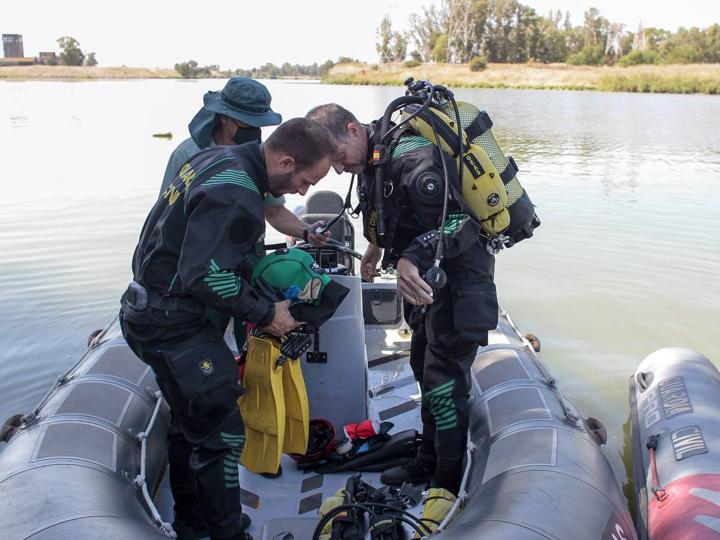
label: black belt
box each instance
[122,281,204,314]
[147,292,204,314]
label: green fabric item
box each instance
[204,259,242,299]
[206,242,264,352]
[251,248,331,305]
[220,432,245,489]
[204,169,260,194]
[425,380,458,431]
[441,213,467,234]
[391,135,433,161]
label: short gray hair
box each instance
[264,117,337,170]
[306,103,360,142]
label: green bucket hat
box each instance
[188,77,282,147]
[251,248,350,331]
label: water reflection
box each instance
[1,81,719,496]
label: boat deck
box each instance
[233,321,519,539]
[238,326,420,538]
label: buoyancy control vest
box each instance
[401,101,540,246]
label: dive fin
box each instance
[309,429,419,474]
[282,357,309,454]
[238,336,285,474]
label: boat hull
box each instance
[0,310,637,539]
[0,319,171,539]
[630,347,720,540]
[433,313,636,539]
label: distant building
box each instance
[38,52,58,65]
[0,57,34,66]
[2,34,24,58]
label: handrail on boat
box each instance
[134,390,176,538]
[436,439,475,532]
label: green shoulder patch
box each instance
[391,135,433,161]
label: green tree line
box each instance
[376,0,720,66]
[175,57,361,79]
[54,36,97,66]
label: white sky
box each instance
[4,0,719,69]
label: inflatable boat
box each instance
[0,192,635,539]
[630,347,720,540]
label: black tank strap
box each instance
[465,111,494,141]
[376,128,410,260]
[500,156,519,183]
[380,205,403,268]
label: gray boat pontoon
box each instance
[0,192,635,540]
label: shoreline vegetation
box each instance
[1,63,718,95]
[325,62,720,94]
[0,66,178,79]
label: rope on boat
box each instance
[504,312,581,428]
[22,355,85,426]
[135,391,176,538]
[646,434,668,502]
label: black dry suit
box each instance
[120,142,274,540]
[359,124,498,495]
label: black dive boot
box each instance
[173,519,209,540]
[210,513,253,540]
[380,453,435,487]
[172,509,209,540]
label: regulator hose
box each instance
[374,94,426,237]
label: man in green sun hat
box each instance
[160,77,327,249]
[161,78,330,354]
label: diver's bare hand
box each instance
[396,257,434,305]
[306,220,331,247]
[262,300,301,336]
[361,244,383,282]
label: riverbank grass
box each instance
[2,63,718,94]
[0,66,178,80]
[324,62,720,95]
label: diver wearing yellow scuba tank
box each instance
[308,101,498,496]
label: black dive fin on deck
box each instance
[309,429,419,474]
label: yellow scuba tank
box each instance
[448,101,539,246]
[402,104,511,236]
[401,100,539,245]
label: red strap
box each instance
[649,447,668,502]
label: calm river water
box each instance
[1,79,719,494]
